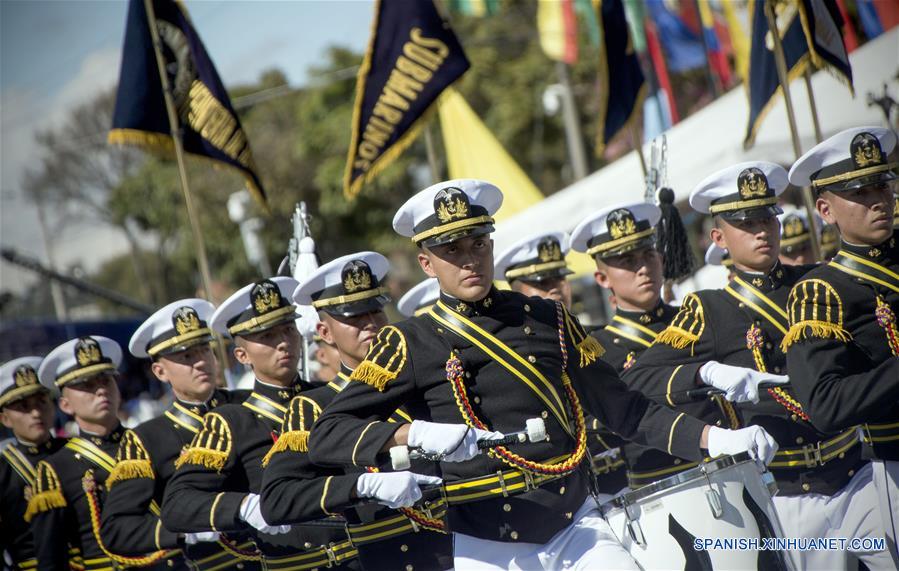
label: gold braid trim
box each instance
[656,328,700,350]
[174,448,228,471]
[23,490,66,522]
[262,430,310,467]
[780,320,852,352]
[82,470,170,566]
[576,335,605,367]
[106,459,154,488]
[350,361,396,392]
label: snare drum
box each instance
[601,453,793,570]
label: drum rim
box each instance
[603,452,755,512]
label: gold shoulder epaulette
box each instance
[656,293,705,350]
[262,396,322,466]
[175,412,231,472]
[350,325,407,391]
[24,460,66,522]
[562,305,604,367]
[107,430,154,488]
[782,279,852,351]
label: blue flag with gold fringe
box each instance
[595,0,646,155]
[743,0,811,150]
[344,0,469,200]
[798,0,853,92]
[109,0,267,209]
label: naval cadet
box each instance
[569,203,680,495]
[494,231,573,308]
[100,298,260,570]
[261,252,450,571]
[308,179,778,569]
[0,357,68,569]
[161,277,354,563]
[785,126,899,565]
[624,161,889,569]
[27,336,142,571]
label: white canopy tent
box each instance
[492,28,899,255]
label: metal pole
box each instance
[143,0,216,301]
[803,70,823,143]
[33,195,68,320]
[630,125,648,178]
[556,61,589,180]
[423,124,441,183]
[764,0,822,262]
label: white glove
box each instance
[238,493,291,535]
[707,426,779,465]
[407,421,504,462]
[355,472,443,509]
[699,361,789,404]
[184,531,220,545]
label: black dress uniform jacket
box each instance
[588,303,678,492]
[261,366,453,571]
[784,237,899,462]
[623,263,866,495]
[309,288,707,544]
[161,378,357,565]
[0,436,66,569]
[27,424,168,571]
[100,388,259,570]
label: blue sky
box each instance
[0,0,374,294]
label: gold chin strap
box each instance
[311,286,389,309]
[586,228,654,256]
[504,260,568,280]
[227,305,297,335]
[707,196,778,215]
[411,215,494,244]
[811,162,898,189]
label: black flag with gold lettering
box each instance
[109,0,268,209]
[344,0,469,200]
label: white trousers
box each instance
[452,497,639,570]
[772,462,895,570]
[872,459,899,567]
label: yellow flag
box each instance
[438,87,544,222]
[722,0,750,82]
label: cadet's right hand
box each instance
[699,361,789,403]
[238,493,291,535]
[355,472,443,509]
[707,425,779,465]
[407,420,504,462]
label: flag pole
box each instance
[803,70,823,143]
[630,124,648,177]
[423,123,441,183]
[142,0,216,301]
[763,0,822,262]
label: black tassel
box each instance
[656,187,695,282]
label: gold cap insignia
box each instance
[13,364,39,388]
[342,260,374,294]
[738,167,769,200]
[251,280,283,315]
[434,187,471,224]
[850,132,884,169]
[75,338,103,367]
[782,214,806,238]
[606,209,638,240]
[172,306,201,335]
[537,236,563,262]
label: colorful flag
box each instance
[645,0,706,73]
[437,87,544,222]
[798,0,853,93]
[446,0,499,17]
[721,0,751,81]
[538,0,579,64]
[344,0,469,199]
[743,0,811,149]
[644,15,680,124]
[856,0,884,39]
[594,0,647,154]
[697,0,732,87]
[109,0,268,209]
[831,0,858,52]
